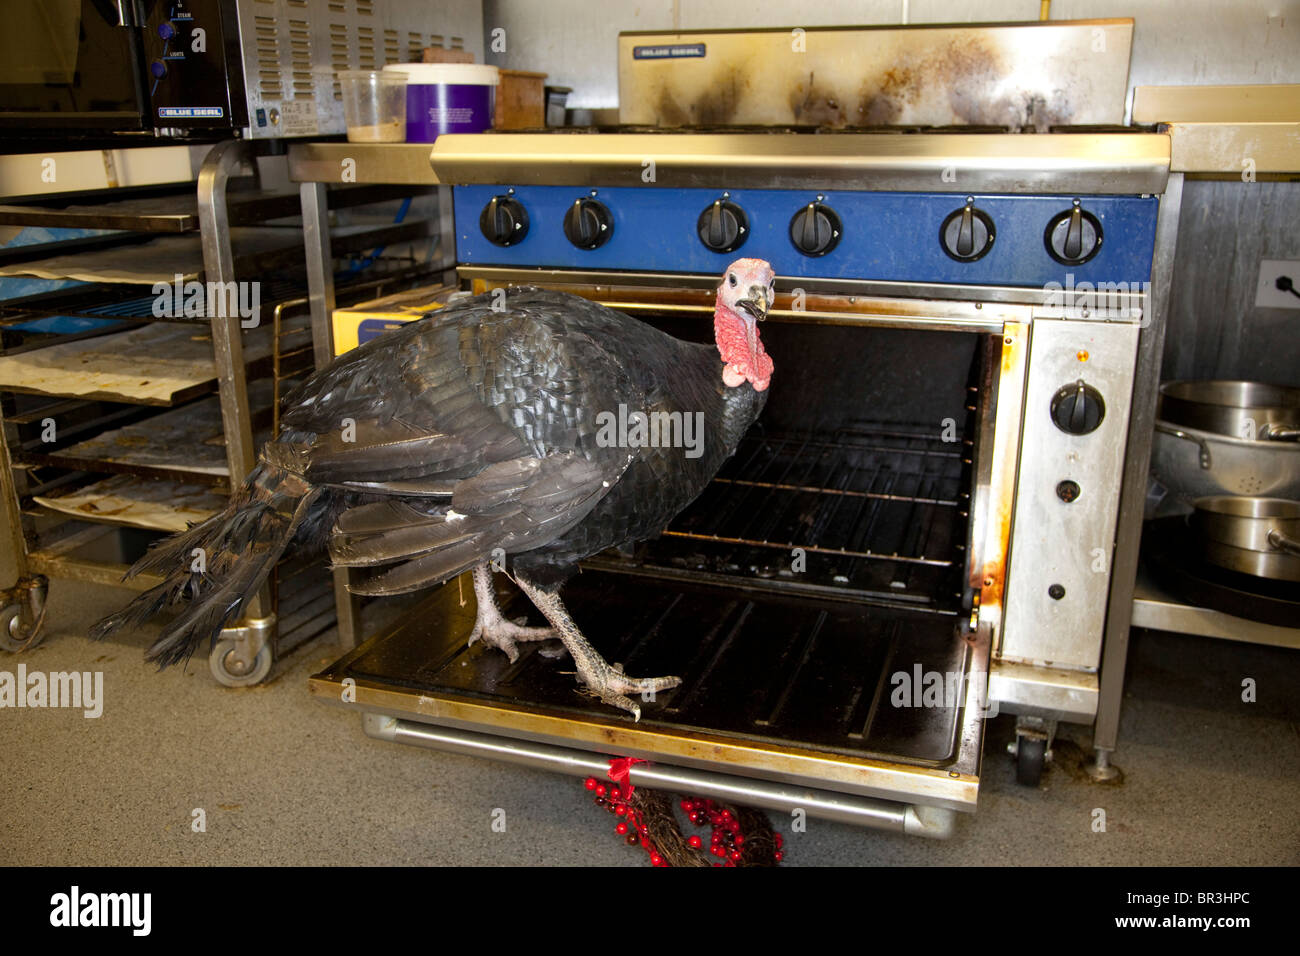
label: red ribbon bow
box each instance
[607,757,647,798]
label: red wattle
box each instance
[714,303,773,392]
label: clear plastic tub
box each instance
[339,70,406,143]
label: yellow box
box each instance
[331,284,459,356]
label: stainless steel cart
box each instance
[0,140,437,681]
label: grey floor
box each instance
[1,573,1297,867]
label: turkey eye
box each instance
[728,274,737,287]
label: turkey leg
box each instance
[514,574,681,721]
[469,562,558,661]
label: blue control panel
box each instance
[453,185,1159,288]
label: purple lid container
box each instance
[382,64,499,143]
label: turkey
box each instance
[93,257,776,719]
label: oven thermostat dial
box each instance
[1045,199,1103,266]
[563,198,614,250]
[697,199,748,253]
[479,195,529,247]
[1050,379,1106,435]
[940,201,996,262]
[789,202,842,257]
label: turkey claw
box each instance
[585,672,682,722]
[469,619,558,663]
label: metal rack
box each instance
[288,141,456,650]
[0,141,439,679]
[586,424,969,614]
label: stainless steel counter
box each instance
[287,142,442,185]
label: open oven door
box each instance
[310,576,992,836]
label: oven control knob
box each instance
[940,200,995,262]
[479,195,529,247]
[1045,199,1103,266]
[563,197,613,250]
[789,202,842,257]
[1050,380,1106,435]
[697,199,748,253]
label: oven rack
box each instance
[587,422,970,614]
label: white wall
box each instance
[0,147,201,201]
[483,0,1300,109]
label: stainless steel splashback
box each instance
[617,20,1134,130]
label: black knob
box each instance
[1048,584,1066,601]
[563,197,613,250]
[1050,380,1106,435]
[789,202,841,257]
[940,201,995,262]
[697,199,748,253]
[479,195,529,247]
[1045,200,1103,265]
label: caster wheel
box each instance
[209,638,272,687]
[1016,735,1046,787]
[0,603,41,653]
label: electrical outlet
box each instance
[1255,259,1300,310]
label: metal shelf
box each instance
[0,182,416,233]
[0,222,430,288]
[31,473,225,533]
[19,384,275,484]
[1131,569,1300,649]
[0,322,276,406]
[288,143,443,185]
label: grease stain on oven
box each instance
[848,37,1074,130]
[655,65,749,127]
[790,72,847,126]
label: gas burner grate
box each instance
[586,422,970,613]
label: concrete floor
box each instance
[1,573,1297,867]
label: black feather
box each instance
[93,285,768,661]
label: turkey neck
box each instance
[714,366,767,457]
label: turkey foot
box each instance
[469,563,557,662]
[514,574,681,721]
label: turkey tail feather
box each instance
[90,464,321,668]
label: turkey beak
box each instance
[737,288,768,322]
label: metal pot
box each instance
[1152,419,1300,501]
[1191,496,1300,582]
[1160,380,1300,442]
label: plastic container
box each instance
[339,70,406,143]
[382,64,499,142]
[544,86,572,126]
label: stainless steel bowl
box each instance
[1160,380,1300,442]
[1152,419,1300,501]
[1191,496,1300,581]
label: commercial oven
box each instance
[309,124,1177,835]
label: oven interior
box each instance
[331,314,997,771]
